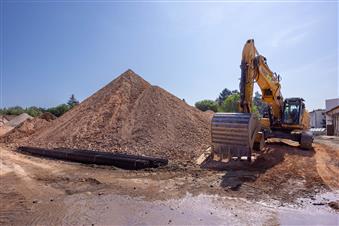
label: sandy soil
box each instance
[0,126,13,138]
[314,136,339,191]
[0,136,338,225]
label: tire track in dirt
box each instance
[314,144,339,191]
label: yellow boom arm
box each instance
[239,39,284,124]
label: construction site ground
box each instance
[0,136,338,225]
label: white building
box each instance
[309,109,326,128]
[325,98,339,136]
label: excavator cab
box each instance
[282,98,304,126]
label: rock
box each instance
[328,201,339,211]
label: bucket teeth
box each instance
[211,113,259,158]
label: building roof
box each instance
[310,109,325,113]
[326,105,339,116]
[325,98,339,111]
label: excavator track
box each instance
[300,131,314,149]
[211,113,260,160]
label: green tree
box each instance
[0,95,78,118]
[1,106,25,115]
[67,94,79,108]
[253,91,267,116]
[46,104,70,117]
[231,90,240,95]
[216,88,239,105]
[222,93,240,112]
[216,88,232,105]
[195,100,218,112]
[25,106,43,117]
[251,104,260,118]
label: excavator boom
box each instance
[240,39,284,123]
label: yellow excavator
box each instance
[211,39,313,162]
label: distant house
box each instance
[325,98,339,136]
[309,109,326,128]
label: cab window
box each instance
[283,102,300,124]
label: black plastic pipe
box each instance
[17,146,168,170]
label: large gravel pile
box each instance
[27,70,212,162]
[1,117,51,143]
[0,113,34,137]
[5,113,33,127]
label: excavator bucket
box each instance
[211,113,260,161]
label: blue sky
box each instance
[1,1,338,110]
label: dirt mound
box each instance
[1,113,34,137]
[1,117,51,144]
[5,113,33,127]
[0,125,14,137]
[27,70,212,162]
[0,115,9,126]
[3,115,16,121]
[39,112,57,121]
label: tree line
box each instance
[0,94,79,117]
[195,88,267,116]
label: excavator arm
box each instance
[239,39,284,125]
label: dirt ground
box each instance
[0,136,338,225]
